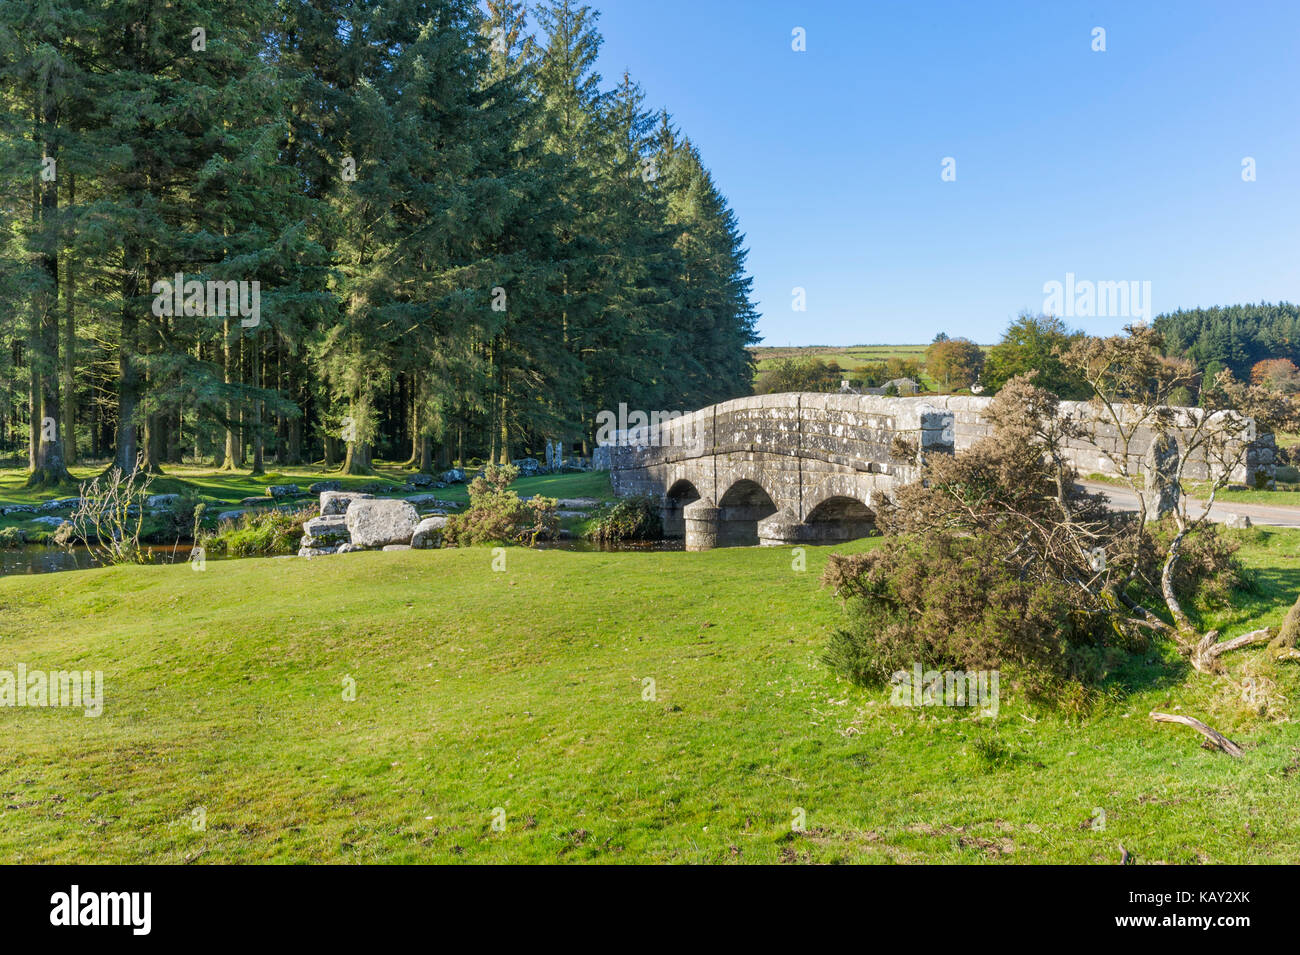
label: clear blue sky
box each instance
[587,0,1300,345]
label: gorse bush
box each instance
[442,465,558,546]
[587,496,662,543]
[823,364,1261,707]
[822,533,1112,703]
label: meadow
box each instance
[2,488,1297,863]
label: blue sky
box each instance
[588,0,1300,345]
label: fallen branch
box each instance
[1149,711,1243,757]
[1190,628,1274,673]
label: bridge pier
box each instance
[757,507,876,546]
[683,499,722,551]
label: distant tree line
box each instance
[0,0,759,483]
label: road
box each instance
[1079,480,1300,528]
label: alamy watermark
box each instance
[890,663,999,718]
[1042,272,1151,322]
[595,403,685,447]
[151,272,261,328]
[0,664,103,717]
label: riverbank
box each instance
[2,529,1298,863]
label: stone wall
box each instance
[882,395,1273,487]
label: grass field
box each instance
[750,344,942,371]
[2,497,1298,863]
[750,343,991,393]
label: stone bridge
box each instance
[606,394,955,550]
[606,392,1273,550]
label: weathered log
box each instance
[1149,711,1243,757]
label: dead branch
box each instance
[1149,711,1243,757]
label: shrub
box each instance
[587,496,662,543]
[63,454,154,565]
[202,505,316,557]
[442,464,558,546]
[822,532,1109,703]
[0,526,25,549]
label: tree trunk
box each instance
[250,331,264,475]
[61,172,77,465]
[112,245,142,474]
[28,85,71,488]
[342,441,372,474]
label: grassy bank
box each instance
[0,463,615,545]
[1,526,1298,863]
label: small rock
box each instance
[382,544,411,551]
[411,515,449,549]
[556,498,602,509]
[1224,513,1253,530]
[297,545,340,557]
[38,497,81,512]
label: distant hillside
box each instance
[749,343,991,392]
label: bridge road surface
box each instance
[1079,480,1300,529]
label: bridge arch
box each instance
[717,479,779,547]
[662,478,701,538]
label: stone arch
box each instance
[662,478,702,538]
[805,495,874,523]
[804,494,876,543]
[716,479,779,546]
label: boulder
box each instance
[345,498,419,548]
[308,480,342,494]
[216,509,246,523]
[266,484,302,499]
[301,515,350,548]
[440,468,465,484]
[406,473,435,488]
[1224,513,1253,530]
[411,515,449,549]
[239,496,272,507]
[320,490,372,516]
[146,493,180,509]
[337,543,363,554]
[382,544,411,552]
[2,505,35,516]
[31,515,69,528]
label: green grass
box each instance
[2,520,1298,863]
